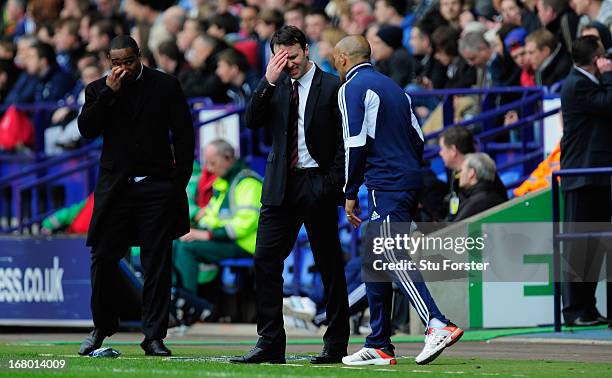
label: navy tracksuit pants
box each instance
[364,189,448,349]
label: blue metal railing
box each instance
[551,167,612,332]
[6,103,246,232]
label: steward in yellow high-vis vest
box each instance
[173,147,262,294]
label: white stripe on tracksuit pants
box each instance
[363,189,447,349]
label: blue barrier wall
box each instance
[0,237,92,326]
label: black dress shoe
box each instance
[310,347,347,364]
[229,347,285,364]
[78,329,108,356]
[141,339,172,356]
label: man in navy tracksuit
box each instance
[333,35,463,366]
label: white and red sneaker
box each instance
[342,347,397,366]
[415,322,464,365]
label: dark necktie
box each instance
[288,80,299,170]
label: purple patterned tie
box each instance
[288,80,299,170]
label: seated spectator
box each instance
[438,126,508,218]
[449,152,506,221]
[459,30,495,88]
[410,19,447,90]
[24,42,75,104]
[305,8,330,65]
[4,36,38,105]
[374,0,412,49]
[177,17,204,53]
[491,24,524,88]
[41,193,94,235]
[500,0,542,32]
[318,27,347,75]
[431,26,477,89]
[371,25,417,88]
[156,40,189,78]
[44,63,100,154]
[525,28,572,86]
[284,3,307,32]
[504,27,535,86]
[86,19,116,53]
[239,5,259,40]
[350,0,376,34]
[580,21,612,52]
[215,48,259,106]
[1,0,27,39]
[439,0,463,28]
[207,12,240,42]
[255,9,284,76]
[173,139,262,295]
[179,34,230,103]
[571,0,612,33]
[52,17,84,77]
[536,0,579,53]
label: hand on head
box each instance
[265,49,288,84]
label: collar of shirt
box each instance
[135,63,144,81]
[346,62,372,81]
[574,65,599,85]
[291,61,316,88]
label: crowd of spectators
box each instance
[0,0,608,115]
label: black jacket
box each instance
[452,181,505,221]
[375,47,417,89]
[535,44,572,87]
[560,68,612,190]
[78,66,195,246]
[246,66,344,206]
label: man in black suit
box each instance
[77,36,194,356]
[560,35,612,327]
[231,26,349,364]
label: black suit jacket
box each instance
[246,66,344,206]
[78,66,195,246]
[560,68,612,191]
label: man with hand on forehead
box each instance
[231,25,349,365]
[77,35,194,357]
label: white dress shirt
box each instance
[290,62,319,169]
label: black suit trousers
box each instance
[254,169,349,352]
[90,177,177,340]
[562,185,612,322]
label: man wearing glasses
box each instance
[77,35,195,357]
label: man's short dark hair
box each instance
[270,25,307,52]
[540,0,567,14]
[31,42,57,68]
[432,26,460,57]
[158,40,181,61]
[572,35,602,66]
[440,126,476,154]
[218,48,249,73]
[260,9,284,30]
[382,0,407,16]
[93,19,117,41]
[306,8,330,22]
[109,35,140,56]
[526,28,557,52]
[209,13,240,34]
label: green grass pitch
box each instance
[0,343,611,378]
